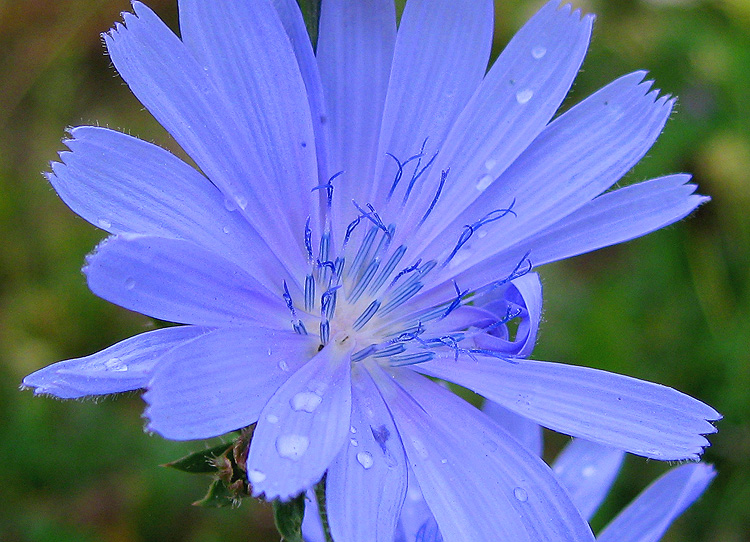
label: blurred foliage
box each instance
[0,0,747,541]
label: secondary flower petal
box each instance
[84,235,287,328]
[598,463,716,542]
[22,326,210,399]
[49,126,290,293]
[376,368,595,542]
[317,0,396,230]
[326,366,407,542]
[552,439,625,521]
[104,2,312,278]
[416,356,720,460]
[143,327,317,440]
[372,0,494,212]
[482,401,543,458]
[247,340,353,501]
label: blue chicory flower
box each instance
[370,402,715,542]
[23,0,720,540]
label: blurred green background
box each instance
[0,0,747,540]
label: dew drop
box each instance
[235,196,248,210]
[513,487,528,502]
[350,438,359,447]
[440,458,447,464]
[350,426,357,434]
[266,414,279,424]
[356,451,374,470]
[276,434,309,460]
[267,348,272,356]
[516,89,534,104]
[582,465,597,478]
[104,357,127,372]
[407,486,422,501]
[124,277,136,291]
[247,469,267,484]
[97,218,112,229]
[290,391,322,413]
[278,360,290,372]
[223,197,237,212]
[475,174,493,191]
[477,230,488,239]
[484,158,497,171]
[482,438,499,453]
[532,45,547,59]
[222,226,230,234]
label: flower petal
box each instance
[416,356,720,460]
[326,366,407,542]
[22,326,210,399]
[374,368,594,542]
[317,0,396,229]
[409,0,594,246]
[271,0,330,188]
[418,71,676,283]
[144,327,317,440]
[410,175,706,315]
[301,490,326,542]
[521,174,709,267]
[84,235,287,328]
[104,2,313,278]
[50,126,290,293]
[482,401,543,458]
[551,439,625,521]
[371,0,494,212]
[473,272,543,358]
[247,341,352,500]
[598,463,715,542]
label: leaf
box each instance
[273,493,306,542]
[162,441,234,474]
[193,478,238,508]
[296,0,321,50]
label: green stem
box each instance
[296,0,321,51]
[314,476,335,542]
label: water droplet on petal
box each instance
[278,360,289,372]
[104,357,127,372]
[516,89,534,104]
[482,438,499,453]
[235,196,248,210]
[350,438,358,447]
[247,469,266,484]
[222,226,230,234]
[276,434,309,460]
[97,218,112,229]
[407,486,422,501]
[476,174,493,191]
[124,277,136,291]
[440,458,447,464]
[532,45,547,59]
[582,465,596,478]
[513,487,528,502]
[356,451,374,470]
[223,197,237,212]
[484,158,497,171]
[477,230,488,239]
[266,414,279,424]
[290,391,322,413]
[350,426,357,434]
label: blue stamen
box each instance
[389,351,436,367]
[349,259,380,303]
[353,300,381,331]
[419,168,449,226]
[351,345,378,362]
[312,170,343,208]
[352,201,390,238]
[402,145,439,205]
[380,281,424,315]
[304,217,313,262]
[321,285,340,320]
[390,258,422,287]
[369,245,406,295]
[443,200,518,267]
[372,343,407,358]
[343,216,361,248]
[304,274,315,312]
[441,280,468,319]
[348,226,379,280]
[320,320,330,344]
